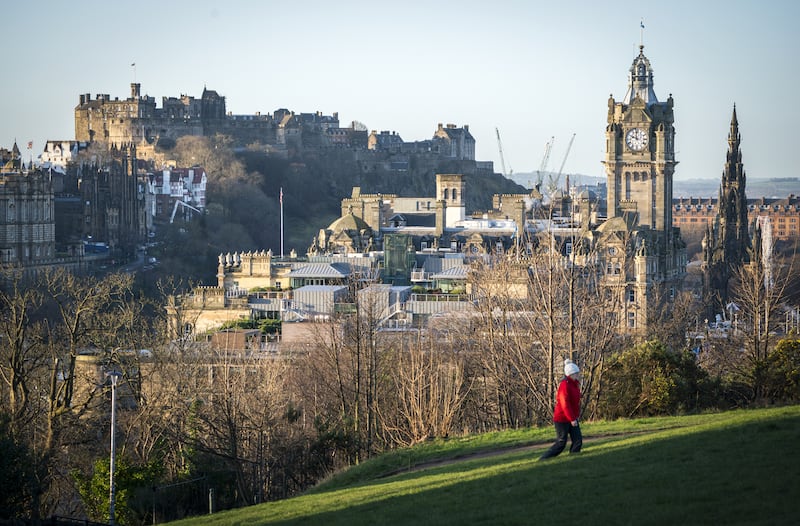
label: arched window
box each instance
[452,188,457,201]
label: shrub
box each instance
[598,339,721,419]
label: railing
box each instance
[410,293,472,302]
[410,270,429,281]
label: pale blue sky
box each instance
[2,0,798,183]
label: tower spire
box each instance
[622,40,658,105]
[725,104,743,183]
[704,105,750,315]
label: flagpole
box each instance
[280,188,284,259]
[640,19,645,47]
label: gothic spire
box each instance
[727,104,741,165]
[705,105,751,313]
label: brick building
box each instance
[673,195,800,242]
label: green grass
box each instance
[168,406,800,525]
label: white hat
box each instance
[564,359,580,377]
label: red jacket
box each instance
[553,376,581,423]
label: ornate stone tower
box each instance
[598,45,686,333]
[604,45,676,237]
[703,106,750,314]
[435,173,465,228]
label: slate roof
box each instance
[431,266,468,280]
[288,262,351,278]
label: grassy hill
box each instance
[167,405,800,525]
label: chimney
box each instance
[80,94,86,105]
[435,200,446,237]
[131,83,141,99]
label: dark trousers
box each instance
[539,421,582,460]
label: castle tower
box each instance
[435,173,465,228]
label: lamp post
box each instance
[107,371,122,526]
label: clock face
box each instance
[625,128,648,151]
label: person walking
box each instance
[539,358,582,460]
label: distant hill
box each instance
[508,172,800,200]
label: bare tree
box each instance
[0,268,46,435]
[0,268,155,520]
[380,330,469,446]
[729,251,796,399]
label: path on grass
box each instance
[380,430,653,478]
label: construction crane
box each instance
[495,127,512,177]
[535,136,554,190]
[546,133,576,197]
[170,199,201,223]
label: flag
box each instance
[27,141,32,149]
[279,188,283,204]
[131,62,136,67]
[640,20,645,29]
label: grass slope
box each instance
[168,406,800,525]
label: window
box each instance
[628,311,636,328]
[625,173,631,200]
[627,289,635,303]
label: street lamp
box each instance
[107,371,122,526]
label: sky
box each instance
[2,0,799,185]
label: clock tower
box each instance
[596,44,686,334]
[605,45,677,238]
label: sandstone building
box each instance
[577,44,687,332]
[0,142,83,272]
